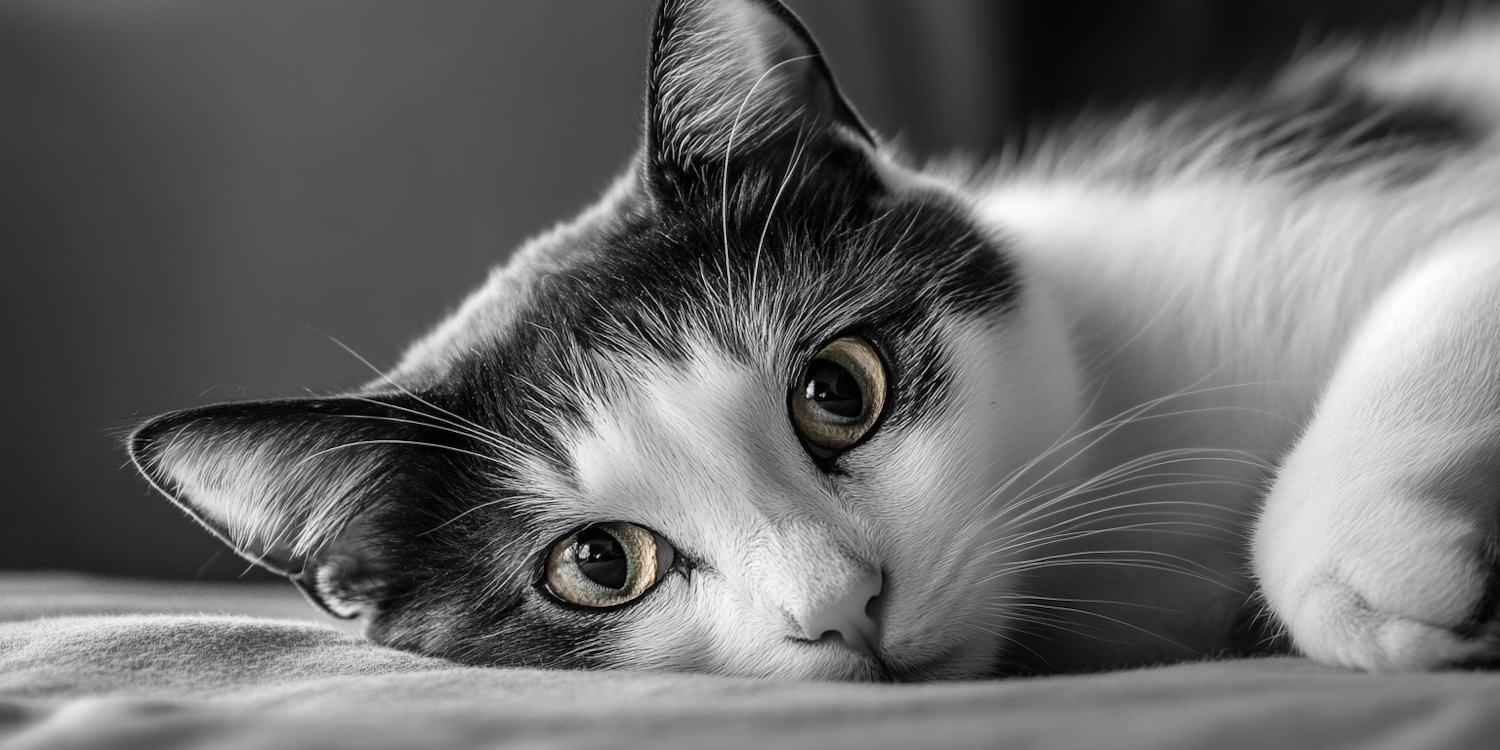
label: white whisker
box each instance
[321,332,519,452]
[296,439,508,469]
[720,54,817,306]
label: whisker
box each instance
[989,521,1248,566]
[321,333,516,450]
[995,505,1249,550]
[958,445,1266,559]
[325,411,523,462]
[752,129,808,296]
[990,401,1278,518]
[973,392,1260,527]
[994,593,1194,613]
[998,474,1257,542]
[983,553,1240,590]
[995,601,1197,650]
[346,393,533,461]
[721,54,818,305]
[994,453,1265,536]
[296,439,509,468]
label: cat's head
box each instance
[130,0,1082,681]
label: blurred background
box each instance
[0,0,1469,581]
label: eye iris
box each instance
[544,522,671,609]
[804,359,864,419]
[573,527,628,589]
[789,336,888,454]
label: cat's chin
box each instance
[678,626,1004,682]
[877,655,993,682]
[764,645,996,683]
[877,633,1009,682]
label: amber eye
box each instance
[544,522,674,608]
[790,336,887,453]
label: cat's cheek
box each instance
[585,576,717,673]
[849,428,1017,678]
[944,284,1090,531]
[841,300,1083,676]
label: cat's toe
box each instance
[1256,458,1500,672]
[1276,557,1499,671]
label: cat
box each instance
[129,0,1500,680]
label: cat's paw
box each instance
[1257,489,1500,671]
[1252,235,1500,671]
[1275,566,1499,671]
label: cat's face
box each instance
[130,0,1082,680]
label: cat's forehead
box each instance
[392,167,1019,393]
[558,338,821,529]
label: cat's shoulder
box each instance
[969,11,1500,393]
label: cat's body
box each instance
[967,17,1500,670]
[132,1,1500,679]
[979,20,1500,670]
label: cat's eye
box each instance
[544,522,675,608]
[791,336,887,454]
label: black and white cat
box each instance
[130,0,1500,679]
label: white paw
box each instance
[1250,234,1500,670]
[1257,484,1498,671]
[1275,568,1497,671]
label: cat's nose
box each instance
[791,567,883,655]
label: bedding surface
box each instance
[1,573,1497,749]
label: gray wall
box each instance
[1,0,653,579]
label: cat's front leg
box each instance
[1255,227,1500,671]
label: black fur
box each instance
[1026,67,1479,187]
[1211,78,1477,182]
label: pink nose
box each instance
[792,567,883,654]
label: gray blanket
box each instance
[2,573,1497,749]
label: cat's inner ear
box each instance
[646,0,875,203]
[129,396,426,619]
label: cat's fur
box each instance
[131,0,1500,679]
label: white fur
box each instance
[1255,225,1500,670]
[974,20,1500,670]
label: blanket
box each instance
[1,573,1497,749]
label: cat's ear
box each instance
[645,0,876,205]
[129,395,428,619]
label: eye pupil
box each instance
[573,527,628,589]
[805,360,863,419]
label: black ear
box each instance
[129,395,431,619]
[646,0,876,205]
